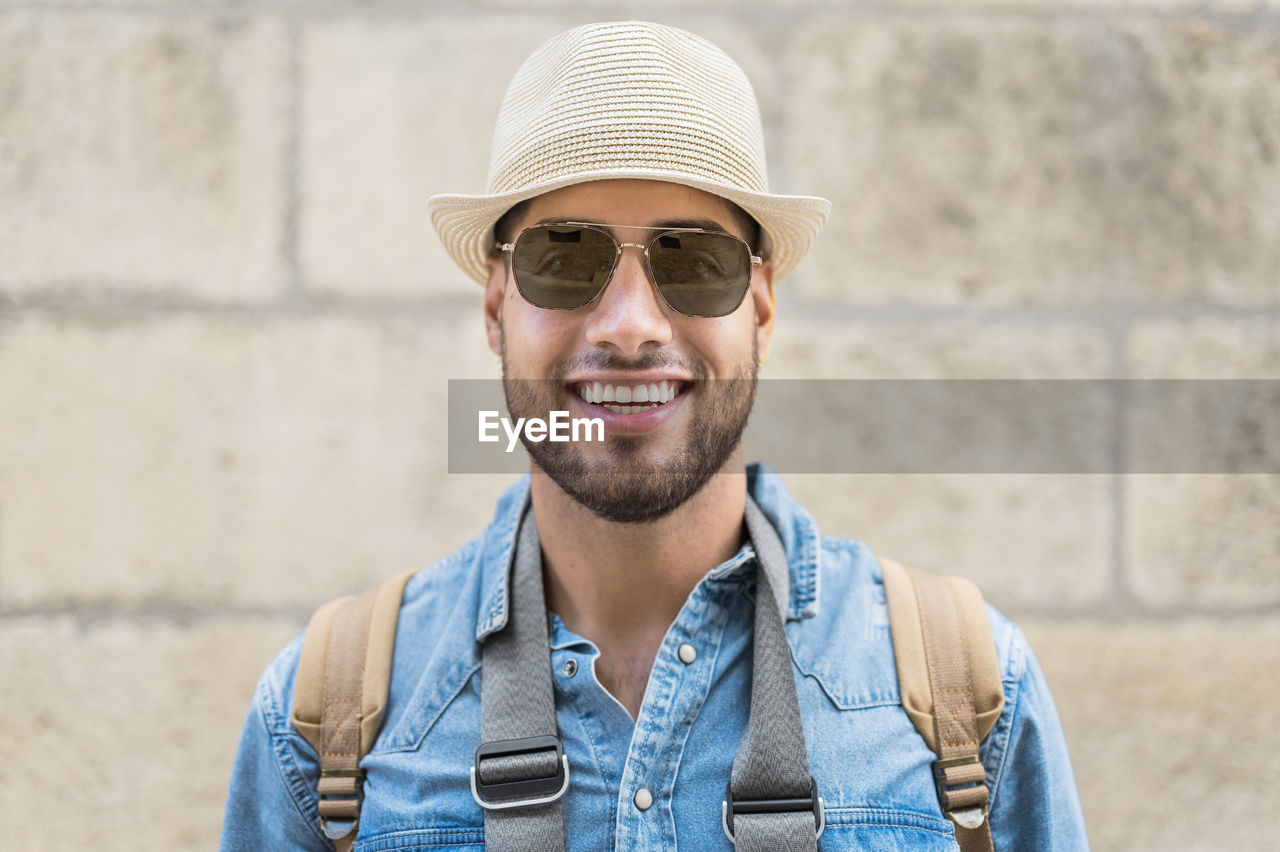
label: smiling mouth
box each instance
[571,380,688,415]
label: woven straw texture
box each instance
[428,21,830,284]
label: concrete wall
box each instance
[1,1,1277,849]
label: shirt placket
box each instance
[613,569,746,850]
[549,625,628,852]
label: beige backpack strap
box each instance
[291,570,416,852]
[881,557,1004,852]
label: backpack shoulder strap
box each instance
[881,557,1004,852]
[291,569,416,851]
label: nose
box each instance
[582,243,673,357]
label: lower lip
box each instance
[567,388,690,435]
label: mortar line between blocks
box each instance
[0,601,315,628]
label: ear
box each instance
[751,260,776,362]
[483,255,506,357]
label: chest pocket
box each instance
[819,810,958,851]
[787,587,961,837]
[352,827,483,851]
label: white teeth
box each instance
[603,403,659,415]
[576,381,683,406]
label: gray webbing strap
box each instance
[476,505,568,852]
[723,497,822,851]
[478,497,819,852]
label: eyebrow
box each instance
[533,217,732,233]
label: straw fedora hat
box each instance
[427,20,831,285]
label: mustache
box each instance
[552,351,705,381]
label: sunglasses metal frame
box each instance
[496,221,762,318]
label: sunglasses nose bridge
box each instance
[582,237,673,355]
[613,241,651,274]
[609,239,657,287]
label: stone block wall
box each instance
[1,2,1276,848]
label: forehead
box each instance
[516,179,739,230]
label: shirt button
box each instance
[633,788,653,811]
[677,643,697,665]
[562,659,578,677]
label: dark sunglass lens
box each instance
[648,232,752,317]
[511,226,616,309]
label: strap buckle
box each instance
[317,768,363,840]
[470,735,571,811]
[721,776,825,843]
[321,819,358,841]
[932,755,990,829]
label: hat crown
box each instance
[486,21,769,196]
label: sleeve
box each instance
[986,624,1090,851]
[220,641,330,852]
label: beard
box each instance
[501,342,758,524]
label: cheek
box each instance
[502,306,583,377]
[677,315,758,373]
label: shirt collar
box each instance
[474,462,822,643]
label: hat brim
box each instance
[428,169,831,286]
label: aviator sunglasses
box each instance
[497,222,762,318]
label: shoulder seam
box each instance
[986,627,1031,808]
[255,678,329,845]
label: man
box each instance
[221,20,1087,851]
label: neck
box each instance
[529,450,749,713]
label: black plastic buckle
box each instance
[722,776,825,842]
[470,735,570,811]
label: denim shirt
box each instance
[221,464,1088,851]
